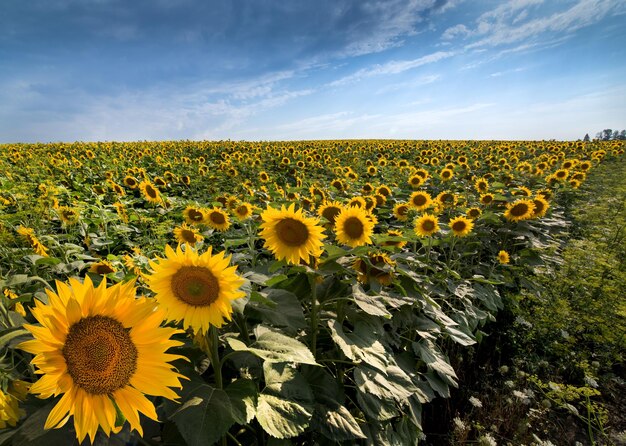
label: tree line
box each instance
[583,129,626,141]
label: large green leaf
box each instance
[313,402,366,441]
[354,365,418,402]
[169,381,236,446]
[256,363,314,439]
[327,319,389,373]
[225,379,258,425]
[352,284,392,318]
[246,289,306,333]
[227,327,317,365]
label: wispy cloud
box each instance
[328,51,454,86]
[375,74,441,94]
[489,66,528,77]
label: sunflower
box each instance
[183,206,206,225]
[353,252,396,285]
[408,174,424,189]
[19,277,184,443]
[497,250,510,264]
[260,203,326,264]
[57,206,80,225]
[479,193,495,206]
[0,386,24,429]
[147,245,245,332]
[392,203,410,221]
[89,260,116,275]
[504,199,535,222]
[139,181,161,204]
[205,207,231,232]
[16,226,49,257]
[439,168,454,181]
[380,229,407,248]
[317,201,344,226]
[474,178,488,194]
[531,196,550,219]
[414,214,440,238]
[123,176,138,189]
[234,202,253,221]
[436,191,457,208]
[449,216,474,237]
[109,181,125,196]
[173,223,204,246]
[348,196,367,209]
[259,171,270,183]
[362,183,375,194]
[466,207,482,220]
[376,185,392,197]
[334,205,375,248]
[408,191,432,211]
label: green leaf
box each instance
[265,274,288,287]
[313,402,367,441]
[356,389,398,421]
[327,320,389,373]
[11,402,76,446]
[225,379,258,425]
[226,327,318,365]
[170,383,235,446]
[413,340,458,385]
[256,363,314,439]
[0,327,29,349]
[247,289,306,332]
[352,284,392,318]
[354,365,417,402]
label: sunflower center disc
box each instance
[322,207,340,224]
[210,212,226,224]
[413,196,426,206]
[452,221,466,232]
[146,185,157,198]
[511,203,529,216]
[181,230,196,243]
[275,218,309,247]
[422,220,435,231]
[172,266,220,306]
[189,209,203,221]
[62,315,137,395]
[343,217,364,239]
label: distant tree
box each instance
[602,129,613,140]
[583,133,590,142]
[612,130,620,140]
[619,130,626,140]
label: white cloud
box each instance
[328,51,453,86]
[442,24,469,40]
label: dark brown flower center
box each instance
[171,266,220,306]
[275,218,309,247]
[510,203,529,216]
[422,220,435,231]
[322,206,341,224]
[412,195,427,206]
[452,221,467,232]
[63,315,137,395]
[343,217,364,239]
[210,211,226,225]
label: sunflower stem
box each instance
[208,326,223,389]
[308,273,319,359]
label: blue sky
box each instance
[1,0,625,142]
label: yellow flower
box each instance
[205,207,231,232]
[147,245,245,332]
[408,191,432,211]
[380,229,407,249]
[19,277,184,443]
[317,201,344,226]
[466,207,482,220]
[57,206,80,225]
[139,181,161,204]
[353,252,396,285]
[449,216,474,238]
[88,260,116,275]
[392,202,410,221]
[233,202,253,221]
[183,206,206,225]
[498,250,510,264]
[531,196,550,218]
[173,223,204,246]
[260,203,326,264]
[504,199,535,222]
[0,387,24,429]
[334,205,375,248]
[414,214,440,237]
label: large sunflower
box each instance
[504,199,535,222]
[147,245,245,332]
[19,277,184,443]
[392,202,410,221]
[414,214,440,238]
[449,216,474,238]
[139,181,161,204]
[334,206,375,248]
[260,203,326,264]
[183,206,206,225]
[531,196,550,219]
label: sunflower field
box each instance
[0,139,623,445]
